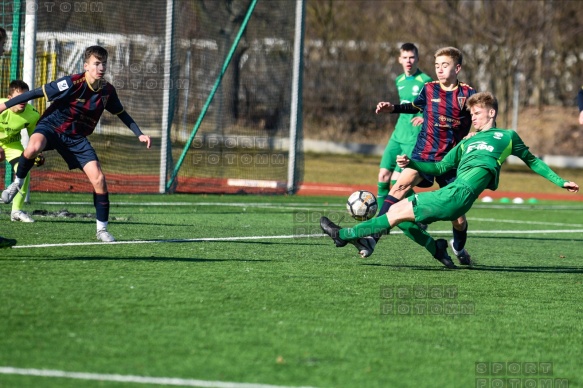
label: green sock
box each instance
[377,181,390,204]
[340,216,390,240]
[398,221,435,255]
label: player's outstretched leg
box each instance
[0,236,17,248]
[320,216,348,247]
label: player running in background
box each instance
[0,45,152,242]
[578,86,583,126]
[321,91,579,268]
[375,46,476,263]
[0,80,41,222]
[377,43,432,203]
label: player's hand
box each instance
[396,154,410,168]
[0,103,6,115]
[139,134,152,149]
[463,132,479,139]
[375,101,395,114]
[563,181,579,193]
[578,111,583,126]
[34,153,45,166]
[411,117,424,126]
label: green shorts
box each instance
[410,182,479,224]
[379,137,416,173]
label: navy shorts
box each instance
[35,126,99,170]
[416,168,457,189]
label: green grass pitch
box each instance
[0,192,582,387]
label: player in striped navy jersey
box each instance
[0,45,151,242]
[374,47,476,263]
[377,43,432,203]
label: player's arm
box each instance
[116,111,151,149]
[0,88,44,114]
[375,101,420,115]
[511,131,577,191]
[398,144,462,175]
[106,89,151,149]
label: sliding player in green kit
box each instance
[321,91,580,268]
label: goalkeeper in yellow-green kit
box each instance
[0,80,41,222]
[321,91,579,268]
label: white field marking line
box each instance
[0,367,317,388]
[37,201,583,211]
[37,201,327,212]
[10,234,325,249]
[39,201,332,207]
[473,204,583,210]
[468,217,583,228]
[10,230,583,250]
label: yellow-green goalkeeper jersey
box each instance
[391,69,432,144]
[408,128,567,191]
[0,98,40,145]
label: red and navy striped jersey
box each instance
[411,81,476,162]
[40,73,124,137]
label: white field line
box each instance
[39,201,583,210]
[469,217,583,228]
[0,367,317,388]
[9,230,583,250]
[10,234,323,249]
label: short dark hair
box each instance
[0,27,7,40]
[84,45,108,62]
[9,80,30,95]
[400,42,418,57]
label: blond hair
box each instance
[467,92,498,112]
[434,47,463,66]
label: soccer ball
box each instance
[346,190,378,221]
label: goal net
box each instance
[1,0,303,195]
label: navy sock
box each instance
[377,194,399,217]
[452,223,468,251]
[16,155,35,179]
[94,192,110,222]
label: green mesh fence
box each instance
[0,0,302,195]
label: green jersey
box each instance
[0,98,40,146]
[409,128,566,192]
[391,69,432,144]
